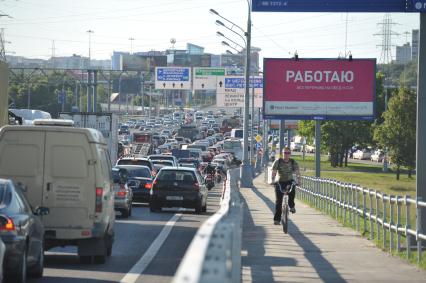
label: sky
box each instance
[0,0,421,65]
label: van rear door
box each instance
[43,131,95,230]
[0,129,45,207]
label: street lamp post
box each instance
[86,30,94,67]
[129,37,135,54]
[210,3,253,187]
[241,2,253,187]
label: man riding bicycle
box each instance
[270,147,301,225]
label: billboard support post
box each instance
[417,12,426,243]
[279,120,285,154]
[315,120,321,178]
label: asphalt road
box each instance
[29,184,223,283]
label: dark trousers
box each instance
[274,181,296,221]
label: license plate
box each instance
[166,196,183,201]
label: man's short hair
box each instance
[283,147,291,152]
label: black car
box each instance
[0,179,49,283]
[118,124,130,135]
[150,167,207,214]
[115,165,153,203]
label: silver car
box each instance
[112,167,133,218]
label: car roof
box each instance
[159,166,197,172]
[0,178,11,185]
[114,165,150,170]
[149,154,175,158]
[119,156,149,161]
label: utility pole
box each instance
[51,40,56,68]
[129,37,135,54]
[87,30,94,67]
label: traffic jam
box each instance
[0,107,247,282]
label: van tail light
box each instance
[193,182,200,191]
[145,183,152,189]
[95,187,103,213]
[0,216,15,231]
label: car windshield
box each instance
[157,170,195,182]
[119,167,151,178]
[117,159,152,169]
[0,183,12,207]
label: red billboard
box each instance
[263,58,376,120]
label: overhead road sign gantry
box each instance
[193,67,226,90]
[216,76,263,108]
[252,0,426,13]
[155,67,191,90]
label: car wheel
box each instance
[195,200,202,214]
[150,201,161,212]
[79,255,93,264]
[121,208,129,218]
[28,241,44,278]
[94,238,108,264]
[9,247,27,283]
[106,234,113,257]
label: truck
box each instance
[132,131,154,156]
[220,116,241,133]
[59,112,119,164]
[178,124,203,141]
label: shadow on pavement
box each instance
[241,196,296,283]
[246,184,347,283]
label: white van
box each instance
[0,120,115,263]
[230,128,244,139]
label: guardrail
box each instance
[298,176,426,262]
[173,169,242,283]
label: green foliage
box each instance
[373,87,416,179]
[297,120,315,144]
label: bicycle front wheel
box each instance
[281,204,289,234]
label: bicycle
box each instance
[275,181,296,234]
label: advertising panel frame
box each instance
[263,58,376,120]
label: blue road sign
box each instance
[224,77,263,88]
[57,91,66,104]
[156,67,190,81]
[252,0,426,13]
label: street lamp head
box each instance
[209,9,219,16]
[215,20,225,27]
[226,50,234,55]
[221,41,230,47]
[216,31,225,37]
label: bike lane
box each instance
[240,170,426,283]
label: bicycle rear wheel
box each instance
[281,204,289,234]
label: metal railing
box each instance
[173,169,242,283]
[298,176,426,262]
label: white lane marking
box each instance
[120,211,183,283]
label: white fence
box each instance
[298,176,426,262]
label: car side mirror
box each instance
[16,182,28,192]
[34,206,50,216]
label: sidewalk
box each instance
[240,171,426,283]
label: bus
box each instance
[223,138,242,161]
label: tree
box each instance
[374,87,416,179]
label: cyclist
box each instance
[270,147,301,225]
